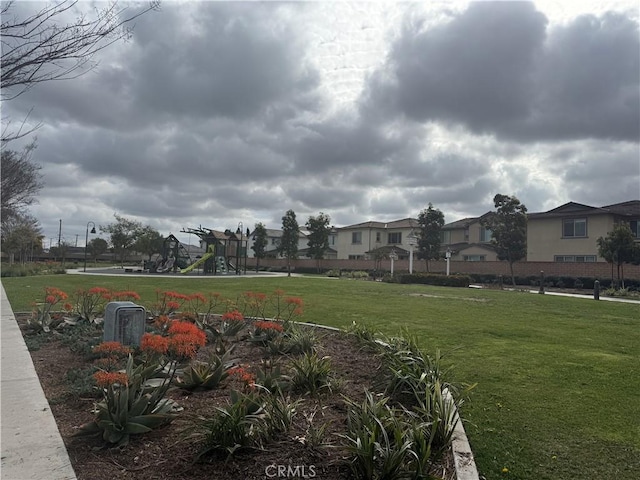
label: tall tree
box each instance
[100,214,143,267]
[597,223,639,289]
[306,212,331,273]
[1,0,159,141]
[277,209,299,277]
[1,142,43,225]
[0,213,42,264]
[417,203,445,272]
[87,237,109,265]
[481,194,528,286]
[251,222,268,273]
[133,225,164,261]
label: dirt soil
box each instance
[19,316,456,480]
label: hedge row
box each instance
[467,273,640,290]
[395,273,471,288]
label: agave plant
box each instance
[174,350,237,391]
[74,355,179,446]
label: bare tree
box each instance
[1,0,159,141]
[1,142,43,225]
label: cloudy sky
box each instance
[4,0,639,247]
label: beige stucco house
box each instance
[440,215,499,261]
[526,201,640,262]
[336,218,418,260]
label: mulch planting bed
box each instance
[17,314,456,480]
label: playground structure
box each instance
[179,227,248,275]
[146,228,248,275]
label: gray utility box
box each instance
[103,301,146,346]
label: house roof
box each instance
[602,200,640,217]
[365,245,410,256]
[442,217,479,230]
[441,242,497,254]
[339,218,418,230]
[529,201,611,219]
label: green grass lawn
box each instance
[2,274,639,480]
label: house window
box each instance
[440,231,451,244]
[563,218,587,238]
[348,254,364,260]
[464,228,469,242]
[375,232,381,243]
[271,238,278,245]
[554,255,596,262]
[351,232,362,244]
[463,255,485,261]
[388,232,402,244]
[480,227,492,243]
[329,235,336,246]
[630,220,639,238]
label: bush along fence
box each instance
[19,285,472,479]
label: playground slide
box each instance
[180,252,214,274]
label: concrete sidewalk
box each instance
[1,285,77,480]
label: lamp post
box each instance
[83,222,96,272]
[389,249,398,276]
[236,222,243,275]
[445,248,451,276]
[407,232,417,274]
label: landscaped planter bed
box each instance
[17,288,469,480]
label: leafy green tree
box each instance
[306,212,331,272]
[417,203,445,272]
[0,213,42,264]
[87,237,109,265]
[1,143,43,225]
[277,209,299,277]
[481,194,528,286]
[597,223,639,289]
[50,240,73,266]
[133,225,164,261]
[100,214,143,266]
[251,222,268,272]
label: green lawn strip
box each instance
[2,275,638,480]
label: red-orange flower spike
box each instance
[254,320,284,332]
[140,333,169,355]
[45,295,57,304]
[222,310,244,322]
[88,287,110,296]
[189,292,207,303]
[93,371,129,388]
[93,341,132,357]
[113,290,141,301]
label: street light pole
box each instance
[389,249,398,276]
[83,221,96,272]
[407,232,417,274]
[236,222,243,275]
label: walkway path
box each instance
[1,285,77,479]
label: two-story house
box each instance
[336,218,418,260]
[527,200,640,262]
[439,215,499,261]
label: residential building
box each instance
[527,200,640,262]
[336,218,418,260]
[439,215,498,261]
[246,228,311,258]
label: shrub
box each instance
[398,273,470,288]
[288,352,333,396]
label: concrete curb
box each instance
[1,285,77,480]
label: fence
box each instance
[246,257,640,280]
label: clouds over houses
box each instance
[3,1,638,244]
